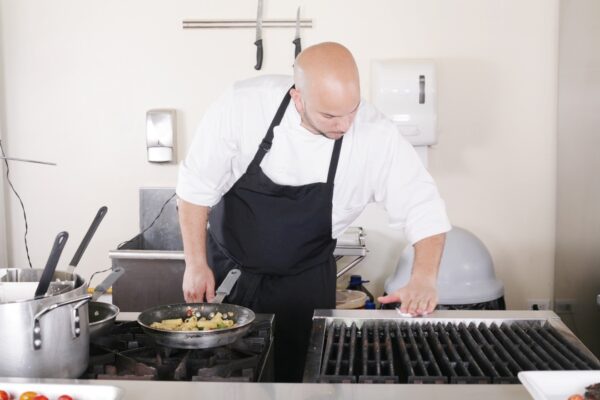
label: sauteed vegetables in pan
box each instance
[150,306,236,332]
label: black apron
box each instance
[206,86,343,382]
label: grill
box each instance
[303,310,600,384]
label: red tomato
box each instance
[31,396,47,400]
[18,392,37,400]
[57,396,73,400]
[0,390,11,400]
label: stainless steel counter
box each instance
[0,377,533,399]
[7,311,582,399]
[91,310,560,398]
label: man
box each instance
[176,42,450,382]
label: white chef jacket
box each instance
[177,75,451,244]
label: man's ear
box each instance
[290,88,304,114]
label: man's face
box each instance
[293,88,360,141]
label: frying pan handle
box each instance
[68,206,108,273]
[91,267,125,301]
[212,269,241,304]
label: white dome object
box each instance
[384,226,504,305]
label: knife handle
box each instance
[254,39,263,70]
[293,38,302,59]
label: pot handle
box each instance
[33,293,92,350]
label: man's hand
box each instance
[182,264,216,303]
[378,233,446,316]
[378,276,438,316]
[178,200,214,303]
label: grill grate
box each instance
[317,320,600,384]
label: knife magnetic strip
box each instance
[182,20,313,29]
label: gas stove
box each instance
[82,313,274,382]
[303,310,600,384]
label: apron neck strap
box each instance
[248,86,294,172]
[326,137,343,185]
[248,84,344,186]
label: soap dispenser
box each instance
[146,109,176,163]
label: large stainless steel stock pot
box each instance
[0,268,91,378]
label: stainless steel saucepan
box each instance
[137,269,255,349]
[0,269,91,378]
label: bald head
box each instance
[294,42,360,106]
[291,42,361,140]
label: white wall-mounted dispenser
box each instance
[371,59,437,166]
[146,109,176,163]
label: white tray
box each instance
[0,382,124,400]
[518,370,600,400]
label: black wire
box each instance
[0,140,33,268]
[118,193,177,248]
[88,265,115,288]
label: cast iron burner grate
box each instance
[82,316,273,382]
[314,320,600,384]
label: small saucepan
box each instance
[137,269,255,349]
[88,267,125,339]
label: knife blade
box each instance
[293,6,302,59]
[254,0,264,70]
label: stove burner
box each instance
[83,315,274,382]
[307,320,600,384]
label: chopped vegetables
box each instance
[150,309,235,332]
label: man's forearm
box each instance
[178,199,210,270]
[411,233,446,283]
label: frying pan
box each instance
[137,269,255,349]
[88,267,125,339]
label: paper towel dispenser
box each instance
[371,60,437,146]
[146,109,176,163]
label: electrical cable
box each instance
[118,193,177,248]
[0,140,33,268]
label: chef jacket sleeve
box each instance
[176,87,238,207]
[375,128,451,245]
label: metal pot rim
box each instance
[0,268,86,305]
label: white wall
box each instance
[0,0,558,308]
[555,0,600,356]
[0,3,8,267]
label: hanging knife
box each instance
[293,6,302,59]
[254,0,264,70]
